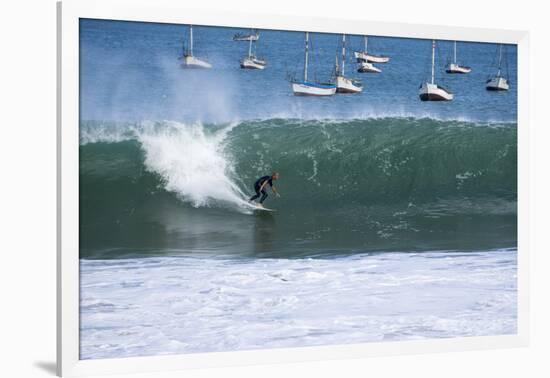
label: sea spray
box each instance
[136,121,251,209]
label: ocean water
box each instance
[80,19,517,123]
[79,19,518,359]
[80,250,517,359]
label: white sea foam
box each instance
[80,249,517,359]
[137,121,252,210]
[81,120,256,212]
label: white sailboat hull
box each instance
[240,57,266,70]
[292,81,336,96]
[486,77,509,91]
[354,51,390,63]
[419,82,453,101]
[252,58,267,66]
[446,63,471,74]
[336,76,363,93]
[182,55,212,69]
[233,35,259,42]
[357,61,381,73]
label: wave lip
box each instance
[138,121,252,210]
[82,120,256,211]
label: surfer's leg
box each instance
[259,190,268,204]
[249,186,261,201]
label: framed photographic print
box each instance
[58,0,529,376]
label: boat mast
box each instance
[248,37,252,58]
[364,36,368,53]
[304,32,309,82]
[341,34,346,76]
[431,40,435,84]
[497,44,502,76]
[454,41,457,64]
[189,25,194,57]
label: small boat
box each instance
[291,32,336,96]
[181,25,212,69]
[446,41,472,74]
[419,40,453,101]
[241,57,267,70]
[240,34,267,70]
[486,44,509,91]
[334,35,362,93]
[354,36,390,64]
[357,61,382,73]
[233,29,259,42]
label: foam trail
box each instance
[137,121,252,211]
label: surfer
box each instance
[249,172,280,207]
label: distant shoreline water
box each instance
[80,19,518,124]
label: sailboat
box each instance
[446,41,472,74]
[291,32,337,96]
[334,35,362,93]
[233,29,259,42]
[357,59,382,73]
[419,40,453,101]
[354,36,390,64]
[181,25,212,69]
[486,44,509,91]
[240,34,267,69]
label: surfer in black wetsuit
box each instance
[249,172,280,207]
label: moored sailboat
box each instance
[240,34,267,69]
[233,29,260,42]
[486,44,509,91]
[181,25,212,69]
[419,40,453,101]
[354,36,390,64]
[291,32,337,96]
[334,35,362,93]
[446,41,472,74]
[357,61,382,73]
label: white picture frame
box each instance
[57,0,529,376]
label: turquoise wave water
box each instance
[79,117,517,258]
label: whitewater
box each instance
[80,249,517,359]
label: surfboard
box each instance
[253,205,276,212]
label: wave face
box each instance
[80,118,517,259]
[228,118,516,204]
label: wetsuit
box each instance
[249,175,273,204]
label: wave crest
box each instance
[80,117,517,210]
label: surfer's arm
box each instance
[272,186,281,197]
[259,181,268,191]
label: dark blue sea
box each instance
[80,19,517,123]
